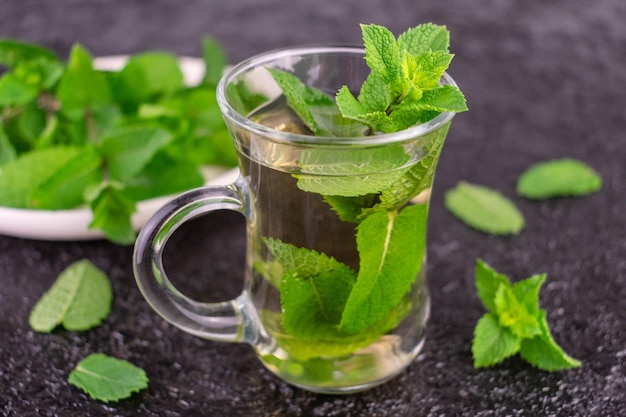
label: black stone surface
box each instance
[1,0,625,416]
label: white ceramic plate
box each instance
[0,56,240,241]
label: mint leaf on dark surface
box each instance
[68,353,148,403]
[445,182,525,235]
[29,259,112,332]
[517,158,602,199]
[472,313,522,368]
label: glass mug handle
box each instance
[132,177,260,344]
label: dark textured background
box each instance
[1,0,625,416]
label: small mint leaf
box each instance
[0,39,59,69]
[68,353,148,402]
[112,52,184,113]
[263,237,353,278]
[335,86,367,118]
[397,23,450,54]
[30,145,103,210]
[323,194,379,223]
[444,182,525,235]
[360,24,402,91]
[0,73,39,106]
[201,36,228,87]
[418,85,468,113]
[87,181,136,245]
[358,72,392,112]
[56,44,111,115]
[475,259,511,313]
[407,51,454,89]
[267,68,334,135]
[97,126,173,182]
[0,125,17,166]
[494,285,541,339]
[511,274,546,317]
[519,310,582,371]
[294,144,410,196]
[280,268,356,339]
[472,313,522,368]
[0,146,83,208]
[29,259,112,332]
[516,158,602,200]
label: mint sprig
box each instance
[472,259,581,371]
[268,23,467,137]
[337,23,467,133]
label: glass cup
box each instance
[133,45,458,394]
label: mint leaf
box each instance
[519,310,582,371]
[511,274,546,317]
[68,353,148,402]
[0,73,39,106]
[475,259,511,313]
[0,126,17,166]
[397,23,450,54]
[30,145,103,209]
[112,52,183,113]
[264,237,354,279]
[121,152,203,202]
[416,84,468,112]
[340,204,427,333]
[517,158,602,199]
[444,182,525,235]
[0,39,59,69]
[56,44,111,117]
[29,260,112,332]
[263,238,357,340]
[281,268,356,340]
[294,144,410,197]
[494,285,541,339]
[201,36,228,87]
[0,146,83,208]
[86,181,136,245]
[472,313,521,368]
[97,126,173,182]
[361,24,402,91]
[267,68,335,135]
[13,55,65,90]
[357,72,391,112]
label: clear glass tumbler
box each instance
[133,45,458,394]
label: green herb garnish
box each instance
[0,37,236,244]
[68,353,148,402]
[517,158,602,199]
[269,23,467,136]
[29,259,112,332]
[444,182,525,235]
[472,259,581,371]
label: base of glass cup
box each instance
[257,296,431,395]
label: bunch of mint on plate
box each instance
[0,37,237,244]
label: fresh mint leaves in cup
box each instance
[133,23,467,394]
